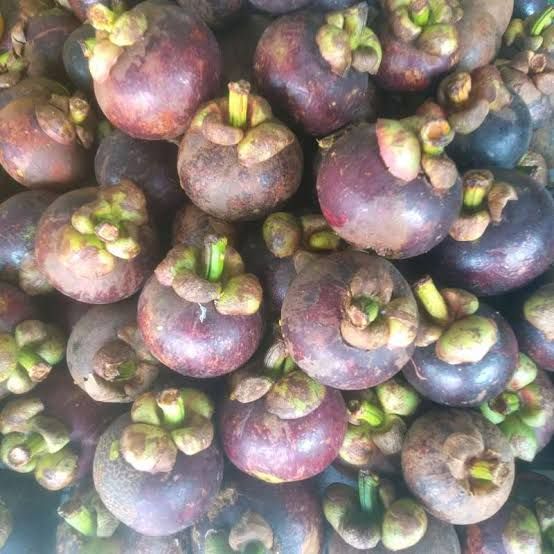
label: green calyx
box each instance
[500,414,538,462]
[376,378,420,416]
[480,392,521,424]
[118,388,215,474]
[531,7,554,37]
[348,399,386,427]
[0,320,65,394]
[155,236,262,317]
[88,4,147,47]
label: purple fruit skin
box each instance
[281,251,416,390]
[138,275,263,377]
[404,305,518,407]
[0,281,37,332]
[35,188,159,304]
[253,12,374,136]
[94,413,224,536]
[249,0,311,14]
[221,388,347,482]
[317,123,462,258]
[0,77,67,112]
[428,169,554,296]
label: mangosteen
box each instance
[438,66,533,169]
[86,0,222,140]
[62,23,94,91]
[35,181,159,304]
[0,281,38,332]
[191,469,324,553]
[253,3,381,136]
[404,276,518,407]
[93,387,224,536]
[95,129,183,220]
[0,75,67,111]
[402,409,515,525]
[221,329,347,482]
[138,235,263,377]
[428,169,554,295]
[281,251,418,390]
[176,0,243,29]
[317,106,462,258]
[513,282,554,371]
[0,90,96,190]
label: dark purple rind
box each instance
[317,123,462,258]
[93,1,222,140]
[428,169,554,296]
[253,12,374,137]
[93,413,223,536]
[220,387,347,482]
[514,312,554,372]
[35,187,159,304]
[137,275,263,377]
[0,77,67,112]
[249,0,311,14]
[281,251,416,390]
[62,23,94,91]
[0,281,37,332]
[176,0,243,29]
[513,0,548,17]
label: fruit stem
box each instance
[58,499,97,537]
[531,7,554,36]
[156,390,186,429]
[358,470,381,517]
[8,433,46,467]
[468,459,497,481]
[204,237,228,283]
[356,298,380,324]
[17,349,51,381]
[410,0,430,26]
[228,81,250,130]
[349,400,385,427]
[413,276,449,325]
[308,230,341,251]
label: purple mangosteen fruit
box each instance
[62,23,94,91]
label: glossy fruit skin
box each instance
[95,130,183,219]
[447,94,532,170]
[513,0,547,18]
[35,187,159,304]
[317,123,462,258]
[221,387,347,482]
[191,469,324,553]
[62,23,94,91]
[0,77,67,112]
[176,0,243,29]
[94,413,224,536]
[0,96,91,190]
[282,251,416,390]
[428,170,554,296]
[93,1,222,140]
[253,11,376,136]
[138,275,263,377]
[249,0,311,14]
[0,190,56,287]
[402,409,515,525]
[0,281,37,332]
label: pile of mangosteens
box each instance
[0,0,552,552]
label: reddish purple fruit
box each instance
[0,281,37,332]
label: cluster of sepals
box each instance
[190,80,296,168]
[155,234,262,317]
[0,50,27,88]
[524,283,554,341]
[111,388,215,474]
[505,6,554,55]
[413,275,499,365]
[0,319,65,395]
[0,396,78,490]
[315,2,382,77]
[449,169,518,242]
[481,353,549,461]
[323,470,428,551]
[384,0,462,58]
[60,180,148,277]
[340,377,420,466]
[340,262,418,351]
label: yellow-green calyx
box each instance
[316,2,382,76]
[155,235,262,317]
[385,0,461,57]
[504,7,554,54]
[448,169,518,242]
[0,397,78,490]
[60,180,148,278]
[523,283,554,340]
[0,50,27,88]
[0,320,65,395]
[114,388,215,474]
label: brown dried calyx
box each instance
[375,102,458,190]
[437,66,513,135]
[385,0,462,58]
[155,235,262,317]
[112,388,215,474]
[340,265,418,352]
[504,7,554,55]
[59,180,149,278]
[448,169,518,242]
[0,50,27,89]
[316,2,382,76]
[517,150,548,186]
[524,282,554,341]
[0,397,78,490]
[413,275,498,365]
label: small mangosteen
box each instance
[0,75,67,111]
[221,329,347,482]
[0,90,96,190]
[178,80,303,222]
[404,276,518,407]
[0,281,37,332]
[402,409,515,525]
[62,23,94,91]
[86,1,222,140]
[93,387,224,536]
[317,105,462,258]
[176,0,243,29]
[281,250,418,390]
[138,235,263,377]
[253,3,381,136]
[428,169,554,295]
[35,181,159,304]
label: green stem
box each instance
[413,276,449,325]
[228,81,250,129]
[156,390,186,429]
[205,238,228,283]
[17,349,48,373]
[354,298,380,324]
[468,459,496,481]
[350,400,385,427]
[58,500,97,537]
[8,433,46,466]
[410,1,430,26]
[463,187,488,209]
[531,7,554,36]
[358,470,381,516]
